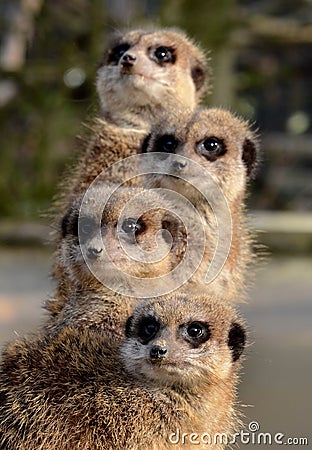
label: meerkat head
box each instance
[96,28,208,128]
[60,185,185,291]
[144,108,259,205]
[122,294,246,388]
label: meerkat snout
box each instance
[150,343,168,361]
[120,52,136,68]
[86,246,103,260]
[172,158,188,172]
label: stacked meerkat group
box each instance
[0,27,259,450]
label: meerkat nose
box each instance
[86,247,103,260]
[120,53,137,68]
[150,344,168,360]
[172,159,188,171]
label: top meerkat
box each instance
[53,28,208,206]
[96,28,208,130]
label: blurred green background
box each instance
[0,0,311,220]
[0,1,311,449]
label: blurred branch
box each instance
[262,133,312,157]
[248,15,312,44]
[249,211,312,254]
[0,220,53,247]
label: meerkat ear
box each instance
[140,133,152,153]
[61,212,71,238]
[125,316,134,337]
[161,213,185,247]
[61,209,79,238]
[191,62,207,93]
[242,137,259,179]
[228,322,246,362]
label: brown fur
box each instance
[145,107,260,301]
[58,119,146,208]
[0,295,246,450]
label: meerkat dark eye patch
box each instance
[196,137,226,162]
[153,135,179,154]
[106,43,131,65]
[153,46,176,64]
[228,322,246,362]
[242,138,258,178]
[181,321,211,346]
[137,316,160,344]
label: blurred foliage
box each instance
[0,0,106,217]
[0,0,311,219]
[160,0,240,48]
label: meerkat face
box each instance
[145,108,259,204]
[96,29,207,119]
[60,186,184,289]
[122,295,246,388]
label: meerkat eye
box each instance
[187,322,204,338]
[121,218,145,235]
[197,137,226,160]
[138,317,160,343]
[184,322,211,344]
[156,135,179,153]
[107,43,131,64]
[78,217,97,239]
[153,46,175,63]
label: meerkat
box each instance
[0,294,246,450]
[143,107,260,300]
[97,27,208,129]
[46,183,188,337]
[57,27,208,202]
